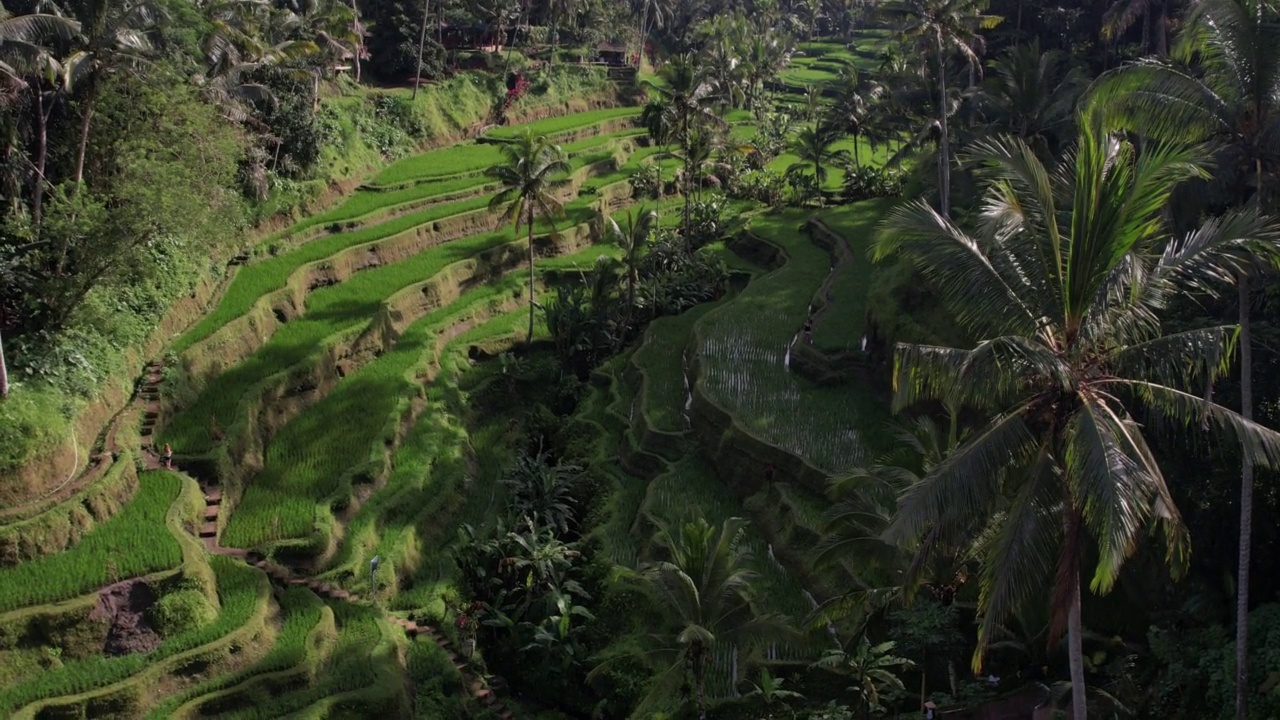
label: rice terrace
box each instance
[4,1,1280,719]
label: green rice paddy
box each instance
[0,472,182,613]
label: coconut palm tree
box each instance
[1088,4,1280,714]
[645,53,719,245]
[487,130,571,344]
[873,109,1280,720]
[787,123,850,187]
[978,39,1084,157]
[602,206,660,331]
[0,8,82,224]
[880,0,1000,217]
[827,68,883,168]
[66,0,164,186]
[630,516,787,720]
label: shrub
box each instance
[150,589,217,636]
[688,194,731,248]
[629,164,664,199]
[840,165,905,201]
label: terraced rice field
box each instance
[12,71,902,715]
[632,301,727,433]
[167,148,658,457]
[812,198,895,350]
[695,210,890,473]
[0,557,264,717]
[0,472,182,612]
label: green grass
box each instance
[632,301,726,433]
[283,174,499,237]
[484,106,640,139]
[811,199,895,350]
[0,557,262,717]
[695,210,890,473]
[0,472,182,613]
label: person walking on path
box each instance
[162,443,173,469]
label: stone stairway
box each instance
[141,359,519,719]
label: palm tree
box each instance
[1103,0,1176,57]
[626,516,786,720]
[978,39,1084,157]
[827,68,883,168]
[487,130,571,344]
[873,110,1280,720]
[1089,4,1280,714]
[66,0,164,186]
[645,53,719,246]
[0,9,82,225]
[881,0,1001,217]
[633,0,673,68]
[814,636,914,720]
[602,206,660,332]
[787,124,850,188]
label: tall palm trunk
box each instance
[1237,274,1254,720]
[73,83,98,186]
[0,328,9,399]
[527,204,536,344]
[1237,157,1265,720]
[681,111,693,252]
[1066,513,1087,720]
[413,0,431,100]
[32,90,52,227]
[935,40,951,218]
[854,129,861,169]
[348,0,362,81]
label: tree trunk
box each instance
[854,130,861,169]
[693,644,708,720]
[350,0,362,81]
[0,328,9,399]
[967,60,977,125]
[1153,3,1168,58]
[527,205,536,344]
[947,658,958,696]
[413,0,431,100]
[920,659,927,713]
[1067,565,1087,720]
[73,83,98,186]
[32,91,50,228]
[682,111,692,252]
[936,43,951,218]
[1237,274,1254,720]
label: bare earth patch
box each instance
[89,579,162,656]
